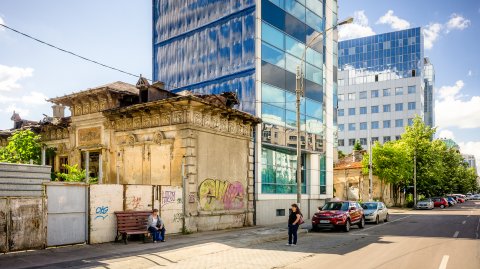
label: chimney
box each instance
[52,105,65,118]
[352,150,364,162]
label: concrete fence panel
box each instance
[89,184,123,243]
[0,198,7,252]
[124,185,153,211]
[160,186,183,234]
[0,197,46,253]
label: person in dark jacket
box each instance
[287,204,302,246]
[147,209,165,242]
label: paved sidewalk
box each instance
[0,221,311,269]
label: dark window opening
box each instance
[276,209,286,216]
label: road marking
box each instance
[438,255,449,269]
[453,231,459,238]
[462,220,466,224]
[351,215,411,234]
[476,217,480,239]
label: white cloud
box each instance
[21,91,48,105]
[0,104,30,118]
[438,80,464,100]
[423,13,471,50]
[445,14,471,32]
[423,23,443,50]
[468,70,472,76]
[338,10,375,40]
[436,80,480,129]
[0,16,4,31]
[0,64,34,92]
[438,129,455,140]
[376,10,410,30]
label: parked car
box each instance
[432,197,449,208]
[455,196,465,203]
[416,198,434,210]
[312,201,365,232]
[470,194,480,200]
[446,196,457,206]
[361,202,389,224]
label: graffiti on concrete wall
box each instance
[198,179,245,211]
[161,190,178,208]
[95,206,109,220]
[130,196,141,210]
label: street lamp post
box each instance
[295,17,353,207]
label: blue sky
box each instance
[0,0,479,164]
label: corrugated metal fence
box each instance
[0,162,50,253]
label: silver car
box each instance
[416,199,434,210]
[361,202,389,224]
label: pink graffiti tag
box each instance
[223,182,245,210]
[131,196,141,209]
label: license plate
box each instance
[320,220,330,223]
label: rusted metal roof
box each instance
[48,81,139,105]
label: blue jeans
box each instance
[288,224,299,245]
[148,226,165,241]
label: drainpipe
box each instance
[181,156,187,233]
[85,151,90,183]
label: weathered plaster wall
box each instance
[160,186,183,234]
[89,184,123,244]
[124,185,153,211]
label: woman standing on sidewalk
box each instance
[287,204,302,246]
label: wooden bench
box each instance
[114,211,151,244]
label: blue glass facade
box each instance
[153,0,334,196]
[153,0,256,114]
[338,27,423,79]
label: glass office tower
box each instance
[153,0,338,224]
[336,28,435,153]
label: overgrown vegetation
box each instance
[362,116,479,206]
[353,140,363,151]
[0,130,42,164]
[56,164,86,182]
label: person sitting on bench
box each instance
[147,209,166,242]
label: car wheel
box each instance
[384,213,389,222]
[375,216,379,225]
[358,217,365,228]
[343,219,351,232]
[440,205,445,209]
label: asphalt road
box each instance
[278,200,480,269]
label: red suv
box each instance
[432,197,449,208]
[312,201,365,232]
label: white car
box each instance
[469,194,480,200]
[416,199,434,210]
[361,202,389,224]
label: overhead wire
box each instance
[0,23,150,82]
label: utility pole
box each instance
[368,129,373,201]
[293,17,353,209]
[295,66,302,207]
[414,149,417,206]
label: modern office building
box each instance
[153,0,339,224]
[336,28,435,153]
[462,154,477,175]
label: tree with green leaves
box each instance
[362,141,412,205]
[353,140,363,151]
[0,130,42,164]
